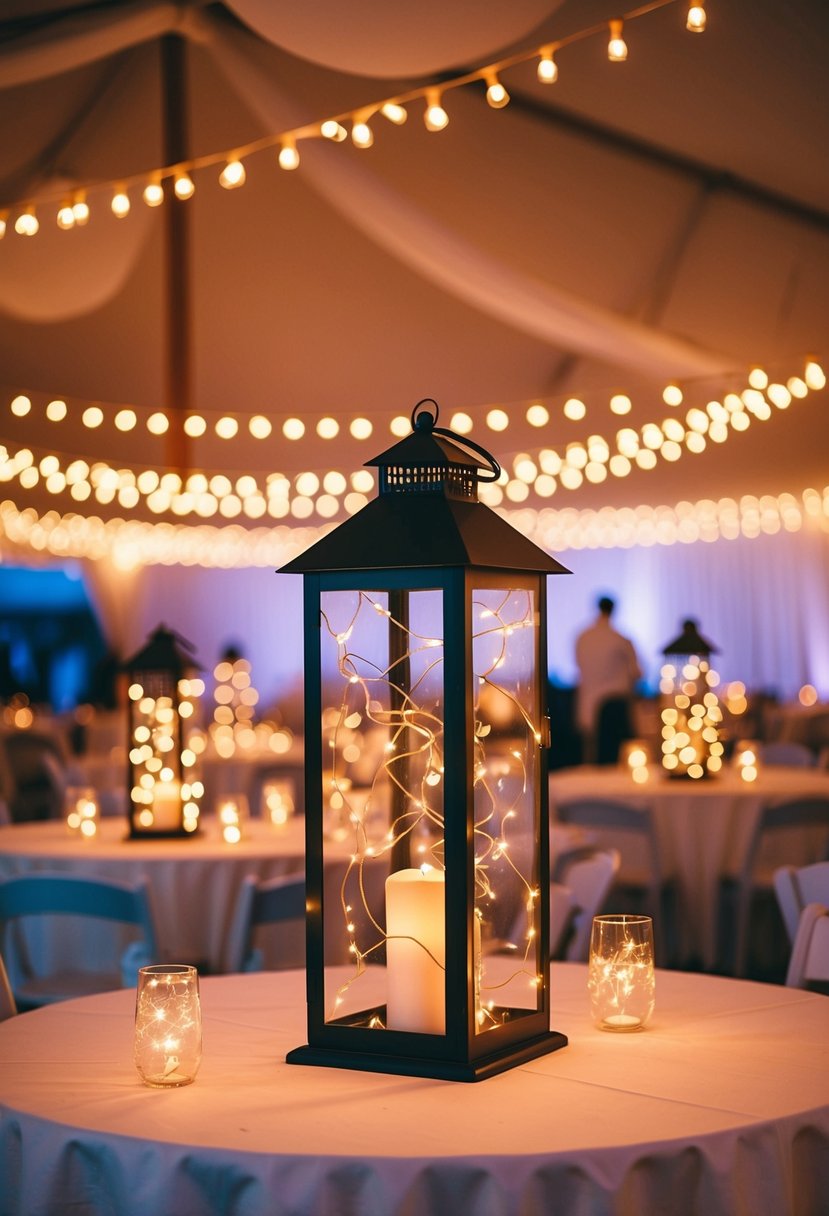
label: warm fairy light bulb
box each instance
[805,359,826,390]
[563,397,586,421]
[15,207,39,236]
[57,201,75,230]
[249,415,271,439]
[686,3,706,32]
[663,383,683,406]
[486,408,509,431]
[748,366,768,389]
[111,187,130,218]
[183,414,206,437]
[424,90,449,132]
[537,48,558,83]
[11,395,31,416]
[283,417,305,440]
[352,117,374,148]
[143,180,164,207]
[526,404,549,427]
[147,411,169,435]
[610,394,632,415]
[485,73,510,108]
[381,102,407,124]
[608,20,628,61]
[0,211,7,238]
[450,411,473,434]
[321,120,347,141]
[46,399,67,421]
[174,172,195,200]
[278,138,300,170]
[72,193,90,225]
[219,159,246,189]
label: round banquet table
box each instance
[549,764,829,968]
[1,966,827,1216]
[0,817,315,974]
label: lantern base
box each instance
[286,1029,567,1082]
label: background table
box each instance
[549,764,829,968]
[0,817,313,973]
[1,965,827,1216]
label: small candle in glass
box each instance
[588,914,655,1031]
[262,780,295,826]
[619,740,651,784]
[65,787,98,839]
[218,795,248,843]
[134,964,202,1087]
[733,740,760,783]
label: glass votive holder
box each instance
[65,786,99,839]
[588,914,655,1032]
[733,740,760,783]
[262,779,295,826]
[134,964,202,1087]
[217,794,249,844]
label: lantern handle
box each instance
[410,398,502,483]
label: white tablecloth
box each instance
[0,817,312,973]
[549,765,829,967]
[1,966,827,1216]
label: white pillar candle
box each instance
[385,867,445,1034]
[152,780,181,830]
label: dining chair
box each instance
[731,797,829,977]
[549,882,577,959]
[223,873,307,973]
[772,860,829,944]
[785,902,829,990]
[759,741,816,768]
[0,873,159,1011]
[553,847,621,961]
[0,951,17,1021]
[0,729,67,822]
[553,799,671,963]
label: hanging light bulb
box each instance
[607,19,628,61]
[424,89,449,132]
[143,177,164,207]
[14,206,39,236]
[174,171,195,200]
[278,137,300,170]
[537,48,559,83]
[686,3,706,32]
[57,199,76,230]
[805,359,826,390]
[320,119,347,142]
[351,113,374,148]
[380,102,407,125]
[111,185,130,218]
[219,159,246,189]
[72,190,90,226]
[484,72,510,108]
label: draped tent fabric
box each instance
[0,0,828,701]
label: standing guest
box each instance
[575,596,642,764]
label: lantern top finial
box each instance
[662,618,719,657]
[123,623,199,675]
[367,398,500,502]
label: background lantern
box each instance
[659,618,724,779]
[279,400,569,1080]
[124,624,202,837]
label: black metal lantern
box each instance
[659,618,724,779]
[279,400,570,1080]
[124,625,202,837]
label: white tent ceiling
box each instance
[0,0,828,554]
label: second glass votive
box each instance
[134,964,202,1087]
[588,914,655,1032]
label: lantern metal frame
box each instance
[279,401,569,1081]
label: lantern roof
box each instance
[662,618,719,657]
[123,624,199,674]
[280,401,569,576]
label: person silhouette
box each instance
[574,596,642,764]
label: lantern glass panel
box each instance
[472,587,542,1029]
[320,586,446,1032]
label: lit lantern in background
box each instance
[279,400,570,1080]
[124,625,203,837]
[659,619,723,779]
